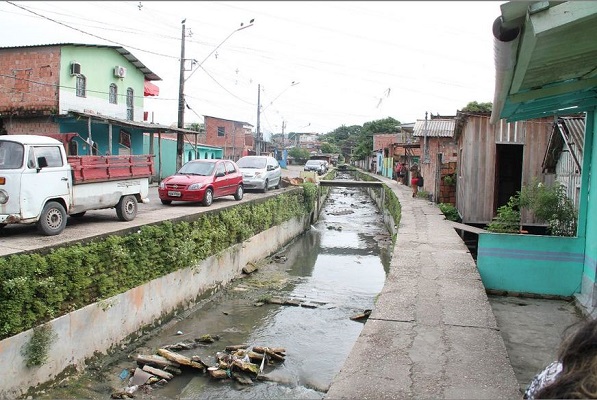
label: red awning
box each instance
[144,80,160,97]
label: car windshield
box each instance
[237,157,266,169]
[178,161,215,176]
[0,141,24,169]
[306,160,321,166]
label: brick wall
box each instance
[2,117,61,135]
[0,46,60,116]
[204,116,248,159]
[439,161,457,205]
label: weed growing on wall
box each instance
[21,324,56,368]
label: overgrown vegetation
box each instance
[21,324,56,368]
[438,203,459,222]
[487,179,577,236]
[0,190,312,340]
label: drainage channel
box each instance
[35,174,393,399]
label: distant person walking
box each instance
[410,164,419,197]
[394,162,402,183]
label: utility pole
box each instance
[281,120,286,147]
[176,19,186,171]
[423,111,430,164]
[256,84,261,155]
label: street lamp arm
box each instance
[184,22,254,83]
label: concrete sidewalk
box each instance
[326,175,520,399]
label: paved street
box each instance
[0,164,305,257]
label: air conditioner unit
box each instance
[114,66,127,78]
[70,62,81,76]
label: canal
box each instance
[36,173,393,399]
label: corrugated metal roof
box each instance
[0,43,161,81]
[412,118,455,137]
[542,116,585,173]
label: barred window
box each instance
[126,87,134,120]
[109,83,118,104]
[76,75,86,97]
[217,126,225,137]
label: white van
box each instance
[236,155,282,192]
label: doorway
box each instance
[495,144,523,212]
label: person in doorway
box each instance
[524,317,597,399]
[410,164,419,197]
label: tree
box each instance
[352,117,400,160]
[320,142,340,154]
[461,101,492,112]
[288,147,310,162]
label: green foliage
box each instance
[461,101,492,112]
[519,178,577,236]
[288,147,311,162]
[302,182,318,213]
[320,142,340,154]
[487,195,521,233]
[21,324,56,368]
[439,203,460,222]
[0,190,311,340]
[443,174,456,186]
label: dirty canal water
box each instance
[37,174,393,399]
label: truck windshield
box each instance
[0,141,24,169]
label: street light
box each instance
[176,19,255,170]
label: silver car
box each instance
[236,155,282,192]
[304,159,327,175]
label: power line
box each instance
[6,1,178,60]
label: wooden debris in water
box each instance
[350,309,372,321]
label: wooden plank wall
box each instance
[457,115,553,225]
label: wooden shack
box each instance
[454,111,554,227]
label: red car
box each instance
[158,159,244,206]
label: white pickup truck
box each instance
[0,135,153,235]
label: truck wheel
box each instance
[37,201,67,236]
[116,195,138,221]
[202,188,213,206]
[234,185,244,201]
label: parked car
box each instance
[304,159,327,175]
[236,155,282,192]
[158,159,243,206]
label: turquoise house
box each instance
[143,133,223,180]
[477,1,597,314]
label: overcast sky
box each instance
[1,1,504,136]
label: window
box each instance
[225,161,237,174]
[215,162,225,176]
[32,146,63,167]
[76,75,86,97]
[0,141,24,169]
[217,126,225,137]
[126,87,134,120]
[109,83,118,104]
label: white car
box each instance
[304,159,327,175]
[236,155,282,192]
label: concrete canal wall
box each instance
[0,214,309,399]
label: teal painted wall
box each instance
[477,233,584,296]
[58,119,145,155]
[143,136,223,179]
[582,109,596,285]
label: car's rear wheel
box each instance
[161,199,172,205]
[202,188,213,206]
[234,185,244,201]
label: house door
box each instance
[494,144,523,212]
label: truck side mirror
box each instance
[37,156,48,172]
